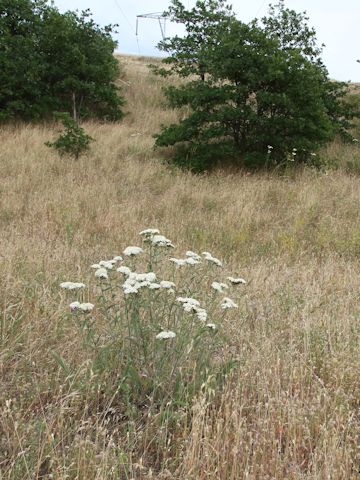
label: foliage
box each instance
[154,0,358,171]
[46,113,94,160]
[0,0,124,121]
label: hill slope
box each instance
[0,55,359,479]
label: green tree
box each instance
[154,0,357,171]
[0,0,47,119]
[0,0,124,121]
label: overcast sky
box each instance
[53,0,360,82]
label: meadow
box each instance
[0,55,359,479]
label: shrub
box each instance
[58,229,245,420]
[46,113,94,160]
[153,0,358,171]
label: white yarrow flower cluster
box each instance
[177,297,207,321]
[202,252,222,267]
[151,235,174,248]
[139,228,174,248]
[211,281,228,293]
[139,228,160,237]
[156,330,176,340]
[70,302,94,312]
[123,246,143,257]
[170,251,202,266]
[60,282,85,290]
[221,297,238,309]
[227,276,246,285]
[95,267,108,279]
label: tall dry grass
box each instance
[0,55,359,479]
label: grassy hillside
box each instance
[0,55,359,479]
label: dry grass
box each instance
[0,55,359,479]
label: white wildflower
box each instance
[177,297,200,306]
[185,257,201,265]
[227,276,246,285]
[117,266,132,276]
[206,323,216,330]
[221,297,238,309]
[136,272,157,283]
[91,264,101,269]
[160,280,176,289]
[148,283,161,290]
[70,302,94,312]
[123,246,143,256]
[186,251,202,261]
[69,301,81,311]
[99,260,115,269]
[123,284,140,295]
[151,235,174,248]
[78,303,94,312]
[60,282,85,290]
[310,152,317,156]
[112,256,123,262]
[95,268,108,279]
[267,145,273,150]
[139,228,160,236]
[156,330,176,340]
[195,308,208,322]
[202,252,222,267]
[170,258,187,266]
[352,138,359,143]
[211,281,228,293]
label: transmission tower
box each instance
[136,12,169,41]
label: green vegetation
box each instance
[154,0,358,171]
[46,112,94,160]
[0,0,124,121]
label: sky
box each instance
[53,0,360,82]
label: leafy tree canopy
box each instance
[154,0,358,171]
[0,0,124,121]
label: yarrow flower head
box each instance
[117,266,132,276]
[156,330,176,340]
[150,235,174,248]
[185,257,201,265]
[186,251,202,261]
[112,256,123,262]
[160,280,176,289]
[227,276,246,285]
[98,260,115,270]
[69,302,94,312]
[95,268,108,279]
[139,228,160,237]
[123,246,143,256]
[221,297,238,309]
[206,323,216,330]
[202,252,223,267]
[211,281,228,293]
[170,258,187,266]
[60,282,85,290]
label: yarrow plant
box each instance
[58,229,247,420]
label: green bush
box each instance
[46,113,94,160]
[153,0,358,171]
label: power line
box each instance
[255,0,267,18]
[113,0,136,35]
